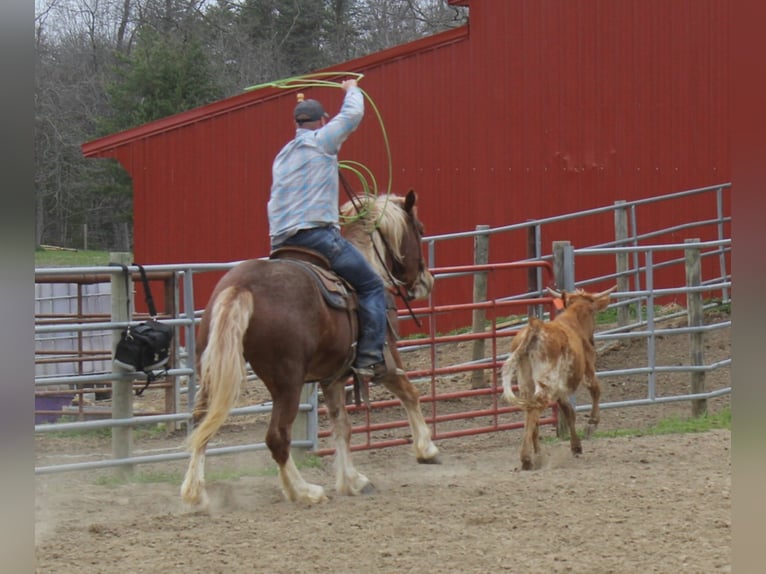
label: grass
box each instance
[593,405,731,439]
[541,405,731,444]
[35,248,117,268]
[596,298,729,325]
[41,420,173,440]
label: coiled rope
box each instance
[245,72,393,225]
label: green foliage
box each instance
[101,27,223,135]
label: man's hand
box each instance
[341,79,358,91]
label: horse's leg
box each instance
[557,397,582,456]
[322,381,373,495]
[266,383,327,504]
[531,415,541,454]
[381,374,439,463]
[380,343,440,463]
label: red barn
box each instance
[82,0,729,323]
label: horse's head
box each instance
[341,189,434,301]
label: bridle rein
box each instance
[339,171,425,327]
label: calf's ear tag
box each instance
[553,298,564,310]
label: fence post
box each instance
[110,252,134,475]
[685,238,707,417]
[552,241,575,437]
[527,223,542,319]
[471,225,490,389]
[552,241,575,291]
[292,383,317,459]
[614,201,630,327]
[162,273,178,432]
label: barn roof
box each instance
[82,26,468,157]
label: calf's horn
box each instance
[546,287,562,298]
[595,285,618,298]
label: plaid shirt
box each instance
[268,87,364,246]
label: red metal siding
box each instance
[82,0,729,325]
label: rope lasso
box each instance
[245,72,394,225]
[250,72,421,326]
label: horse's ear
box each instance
[404,189,417,212]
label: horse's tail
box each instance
[501,319,540,403]
[188,286,253,453]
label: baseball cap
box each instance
[294,98,328,123]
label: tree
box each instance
[35,0,126,248]
[34,0,467,249]
[102,26,222,133]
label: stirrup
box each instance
[350,362,404,409]
[353,362,404,383]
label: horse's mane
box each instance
[340,194,408,284]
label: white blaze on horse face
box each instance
[409,268,435,300]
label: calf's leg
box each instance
[556,398,582,455]
[582,372,601,437]
[520,407,541,470]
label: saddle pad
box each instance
[273,258,354,311]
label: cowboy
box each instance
[267,78,394,386]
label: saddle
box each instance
[269,245,400,407]
[269,246,355,311]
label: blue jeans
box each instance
[276,226,386,369]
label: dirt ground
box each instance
[35,309,731,573]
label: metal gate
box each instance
[35,184,731,474]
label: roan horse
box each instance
[181,190,440,507]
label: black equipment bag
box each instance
[113,319,173,373]
[112,264,174,394]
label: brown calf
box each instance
[501,286,616,470]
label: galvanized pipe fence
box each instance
[35,183,731,474]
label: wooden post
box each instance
[110,252,134,475]
[685,239,707,417]
[471,225,490,389]
[552,241,575,292]
[552,241,575,438]
[614,201,630,327]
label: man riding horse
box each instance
[180,79,439,508]
[267,78,397,387]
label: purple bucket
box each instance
[35,394,75,424]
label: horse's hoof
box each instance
[360,482,376,495]
[417,455,442,465]
[181,491,210,513]
[585,423,598,439]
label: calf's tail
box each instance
[501,319,540,403]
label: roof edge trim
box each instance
[81,26,469,158]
